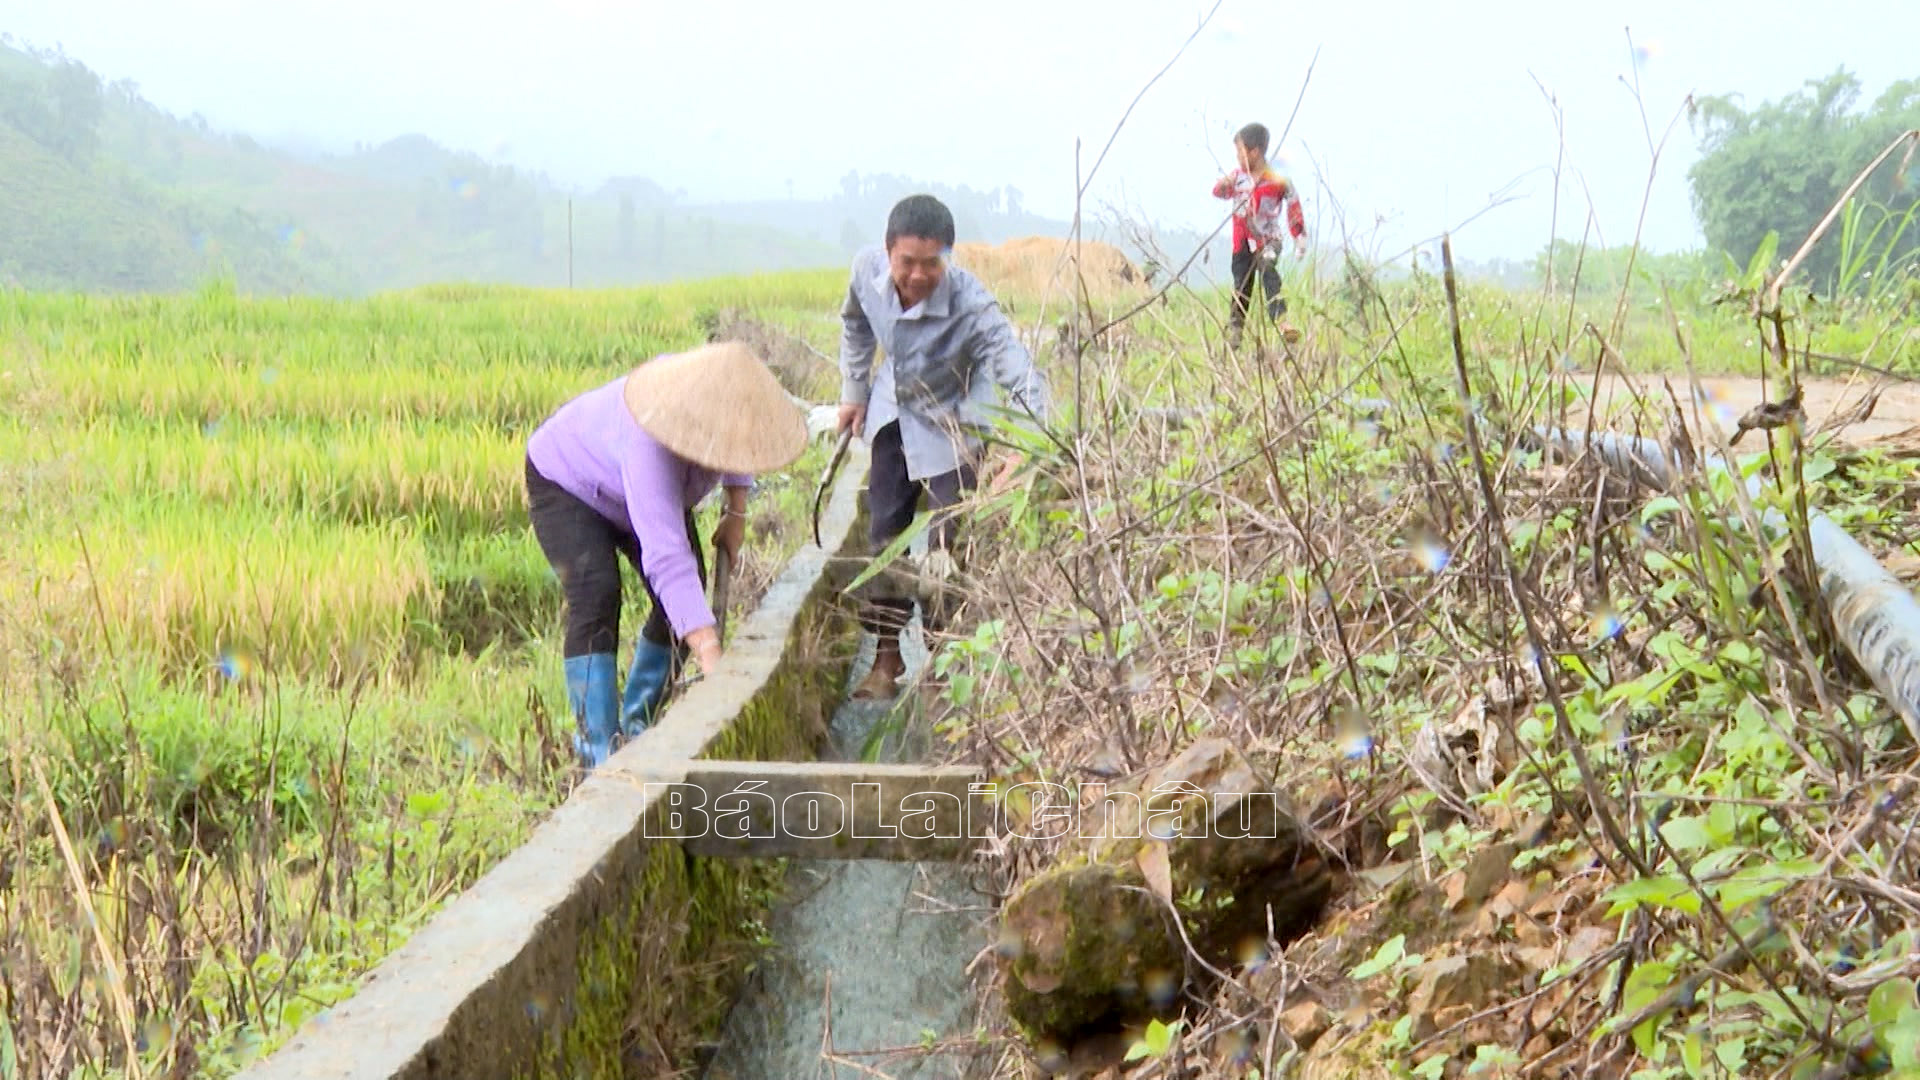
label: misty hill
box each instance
[0,39,1152,297]
[0,44,337,293]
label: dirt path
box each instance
[1565,369,1920,451]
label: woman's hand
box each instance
[713,509,745,564]
[713,485,749,564]
[685,626,723,676]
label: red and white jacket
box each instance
[1212,167,1305,256]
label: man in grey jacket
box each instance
[837,194,1051,700]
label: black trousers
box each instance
[1230,249,1286,326]
[524,455,706,660]
[862,421,976,638]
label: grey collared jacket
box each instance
[839,245,1051,481]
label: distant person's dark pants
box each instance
[861,421,976,639]
[524,455,705,660]
[1230,248,1286,328]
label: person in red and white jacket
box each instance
[1212,122,1307,347]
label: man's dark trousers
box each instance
[860,420,977,638]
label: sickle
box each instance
[811,428,854,549]
[711,546,732,644]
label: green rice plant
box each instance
[427,530,561,655]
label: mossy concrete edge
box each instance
[233,442,872,1080]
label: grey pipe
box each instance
[1525,424,1920,745]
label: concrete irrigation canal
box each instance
[699,618,991,1080]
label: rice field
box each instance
[0,271,845,1078]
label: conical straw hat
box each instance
[623,341,808,473]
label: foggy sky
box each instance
[4,0,1914,263]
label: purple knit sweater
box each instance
[526,376,751,640]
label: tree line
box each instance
[1688,68,1919,298]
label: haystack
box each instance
[949,236,1146,305]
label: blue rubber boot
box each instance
[565,653,621,769]
[620,638,676,739]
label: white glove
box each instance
[806,404,841,440]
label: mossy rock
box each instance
[996,738,1346,1048]
[997,862,1185,1044]
[1083,739,1341,962]
[1294,1020,1406,1080]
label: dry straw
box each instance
[949,236,1146,304]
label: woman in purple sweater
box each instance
[524,341,807,769]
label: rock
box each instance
[995,738,1344,1047]
[1455,840,1518,909]
[1280,1000,1333,1049]
[997,862,1185,1043]
[1403,949,1525,1041]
